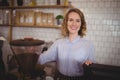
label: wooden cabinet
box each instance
[0,1,69,41]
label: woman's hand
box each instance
[84,60,92,66]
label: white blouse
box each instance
[38,36,94,76]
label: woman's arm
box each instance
[37,41,58,65]
[85,43,95,66]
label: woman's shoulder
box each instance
[51,38,65,45]
[54,38,66,43]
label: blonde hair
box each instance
[61,8,87,37]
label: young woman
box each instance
[38,8,94,80]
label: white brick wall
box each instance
[0,0,120,66]
[72,0,120,66]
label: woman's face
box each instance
[67,12,81,35]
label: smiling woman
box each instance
[67,12,81,37]
[38,8,94,80]
[62,8,86,38]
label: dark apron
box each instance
[54,71,84,80]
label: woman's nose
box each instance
[72,20,76,25]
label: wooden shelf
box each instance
[0,24,12,26]
[0,6,12,9]
[0,5,68,9]
[13,5,68,9]
[13,25,61,29]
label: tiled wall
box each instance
[0,0,120,66]
[71,0,120,66]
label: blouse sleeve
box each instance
[38,40,58,64]
[87,43,95,62]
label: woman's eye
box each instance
[68,19,73,21]
[76,19,80,22]
[68,19,80,23]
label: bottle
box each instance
[17,0,23,6]
[64,0,68,6]
[0,11,3,24]
[0,0,9,6]
[57,0,60,5]
[28,0,36,6]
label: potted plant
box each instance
[56,15,64,26]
